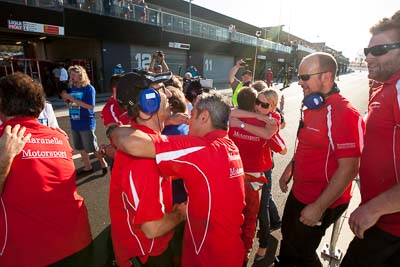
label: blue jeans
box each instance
[257,169,281,248]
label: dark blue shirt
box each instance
[69,84,96,131]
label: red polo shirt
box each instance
[109,123,173,267]
[151,130,245,267]
[101,96,130,126]
[229,117,269,172]
[0,117,92,266]
[293,93,365,207]
[360,71,400,237]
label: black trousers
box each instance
[276,192,348,267]
[48,243,93,267]
[340,226,400,267]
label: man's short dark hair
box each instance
[183,78,203,103]
[317,53,338,79]
[116,72,153,119]
[242,70,253,76]
[237,87,257,112]
[0,72,45,118]
[370,10,400,38]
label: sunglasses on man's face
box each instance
[364,43,400,57]
[297,71,325,81]
[255,98,270,109]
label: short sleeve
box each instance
[331,105,365,158]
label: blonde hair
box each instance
[68,65,91,88]
[258,89,278,109]
[171,75,183,91]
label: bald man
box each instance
[275,52,365,267]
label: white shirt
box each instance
[38,102,59,128]
[59,67,68,82]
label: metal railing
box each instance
[3,0,293,54]
[298,44,316,54]
[259,38,292,53]
[160,11,229,42]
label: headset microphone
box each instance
[138,88,161,114]
[302,83,340,110]
[303,94,324,110]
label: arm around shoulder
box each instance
[109,125,156,158]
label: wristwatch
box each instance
[240,122,245,129]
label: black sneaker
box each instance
[270,222,282,232]
[254,253,266,262]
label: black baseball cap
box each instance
[116,69,172,108]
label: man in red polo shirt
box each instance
[341,10,400,266]
[109,70,185,267]
[110,92,246,267]
[101,74,130,127]
[276,52,365,266]
[0,73,92,266]
[100,74,130,163]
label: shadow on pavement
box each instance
[76,173,107,187]
[75,157,111,186]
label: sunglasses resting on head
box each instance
[364,42,400,57]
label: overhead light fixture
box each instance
[39,36,47,40]
[16,41,22,45]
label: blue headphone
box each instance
[138,88,161,114]
[302,84,340,110]
[303,94,325,110]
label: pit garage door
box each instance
[130,45,187,75]
[202,53,234,88]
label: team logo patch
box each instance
[337,143,356,149]
[370,102,381,109]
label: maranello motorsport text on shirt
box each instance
[27,137,63,145]
[22,137,68,159]
[22,149,68,159]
